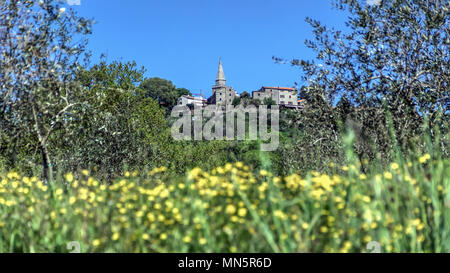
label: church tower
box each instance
[207,59,237,105]
[216,59,226,87]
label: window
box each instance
[258,93,260,96]
[280,101,285,104]
[229,93,232,96]
[220,93,222,95]
[219,98,222,101]
[288,102,293,105]
[289,95,292,98]
[280,95,285,98]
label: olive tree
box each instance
[0,0,93,181]
[275,0,448,161]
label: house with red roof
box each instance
[252,86,298,107]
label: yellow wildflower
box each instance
[92,239,101,247]
[390,162,399,170]
[238,208,247,217]
[225,204,236,215]
[65,173,74,183]
[183,236,191,243]
[384,172,392,180]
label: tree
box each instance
[247,98,261,107]
[263,97,277,106]
[276,0,449,151]
[232,91,259,107]
[232,97,241,106]
[176,88,192,97]
[240,91,251,99]
[60,61,169,179]
[0,0,93,181]
[140,77,190,111]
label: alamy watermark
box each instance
[171,104,279,151]
[366,241,381,253]
[67,241,81,253]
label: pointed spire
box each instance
[216,58,226,86]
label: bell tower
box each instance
[208,59,236,105]
[215,59,226,87]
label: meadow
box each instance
[0,145,448,253]
[1,0,448,254]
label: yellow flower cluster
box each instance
[0,156,447,253]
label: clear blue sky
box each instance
[70,0,348,97]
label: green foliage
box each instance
[231,97,241,106]
[263,97,276,106]
[273,0,449,172]
[230,91,262,107]
[176,88,192,97]
[240,91,251,99]
[0,0,93,181]
[0,136,448,252]
[247,98,261,107]
[54,61,170,180]
[0,0,448,254]
[292,0,448,114]
[140,77,191,111]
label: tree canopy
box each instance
[274,0,448,162]
[0,0,93,180]
[140,77,191,111]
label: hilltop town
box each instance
[177,60,303,109]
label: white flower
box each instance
[59,7,66,14]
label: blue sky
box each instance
[70,0,348,97]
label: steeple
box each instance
[215,59,226,86]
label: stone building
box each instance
[177,60,301,108]
[207,60,237,105]
[252,86,298,107]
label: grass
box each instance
[0,143,448,252]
